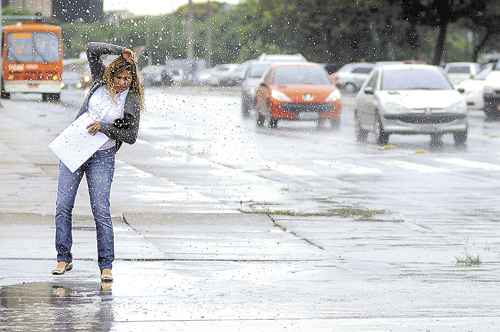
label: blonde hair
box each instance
[102,56,144,110]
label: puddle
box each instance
[0,282,114,331]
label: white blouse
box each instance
[88,86,129,150]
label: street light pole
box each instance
[186,0,194,60]
[207,0,212,67]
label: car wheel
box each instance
[329,119,340,130]
[241,98,250,117]
[344,82,357,93]
[269,118,278,128]
[256,111,265,127]
[430,133,443,147]
[453,129,468,146]
[1,91,10,99]
[484,109,498,121]
[374,114,389,145]
[0,80,9,99]
[355,111,368,142]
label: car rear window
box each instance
[447,66,470,74]
[274,66,331,85]
[382,68,452,90]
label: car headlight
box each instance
[447,100,467,113]
[383,102,407,113]
[271,89,291,102]
[326,89,341,102]
[484,86,495,95]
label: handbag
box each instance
[113,112,134,129]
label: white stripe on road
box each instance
[379,160,447,173]
[263,161,318,177]
[115,160,216,202]
[435,158,500,171]
[313,160,382,175]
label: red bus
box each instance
[2,22,63,101]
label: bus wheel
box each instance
[43,93,60,102]
[49,93,61,102]
[1,81,10,99]
[1,91,10,99]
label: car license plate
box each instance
[422,124,438,132]
[298,112,319,120]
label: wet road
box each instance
[126,87,500,221]
[2,87,500,330]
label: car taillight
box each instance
[7,74,14,80]
[52,74,60,80]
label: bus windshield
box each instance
[7,32,60,63]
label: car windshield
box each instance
[447,66,470,74]
[8,32,60,63]
[249,63,271,78]
[274,66,331,85]
[382,68,451,90]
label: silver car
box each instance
[444,62,482,86]
[354,64,468,146]
[335,62,374,92]
[240,61,272,116]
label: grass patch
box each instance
[239,206,386,219]
[456,254,481,266]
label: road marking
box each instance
[264,161,318,177]
[115,160,216,202]
[313,160,382,175]
[379,160,446,173]
[435,158,500,171]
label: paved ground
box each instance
[1,89,500,331]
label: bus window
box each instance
[8,32,59,63]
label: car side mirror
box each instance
[457,88,465,94]
[364,86,374,95]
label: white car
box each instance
[355,64,468,146]
[141,65,165,86]
[207,64,240,86]
[483,64,500,119]
[335,63,374,92]
[455,63,498,111]
[444,62,482,86]
[258,53,307,62]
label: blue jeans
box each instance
[55,147,116,270]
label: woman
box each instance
[52,42,144,282]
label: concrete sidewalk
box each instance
[1,212,500,331]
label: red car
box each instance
[255,63,342,128]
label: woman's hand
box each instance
[122,48,137,64]
[87,122,102,135]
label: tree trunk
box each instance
[473,29,491,62]
[432,22,448,65]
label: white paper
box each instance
[49,113,109,173]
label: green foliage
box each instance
[60,0,496,66]
[3,6,33,16]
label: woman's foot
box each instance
[52,261,73,275]
[101,269,113,282]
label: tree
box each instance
[399,0,487,65]
[468,1,500,61]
